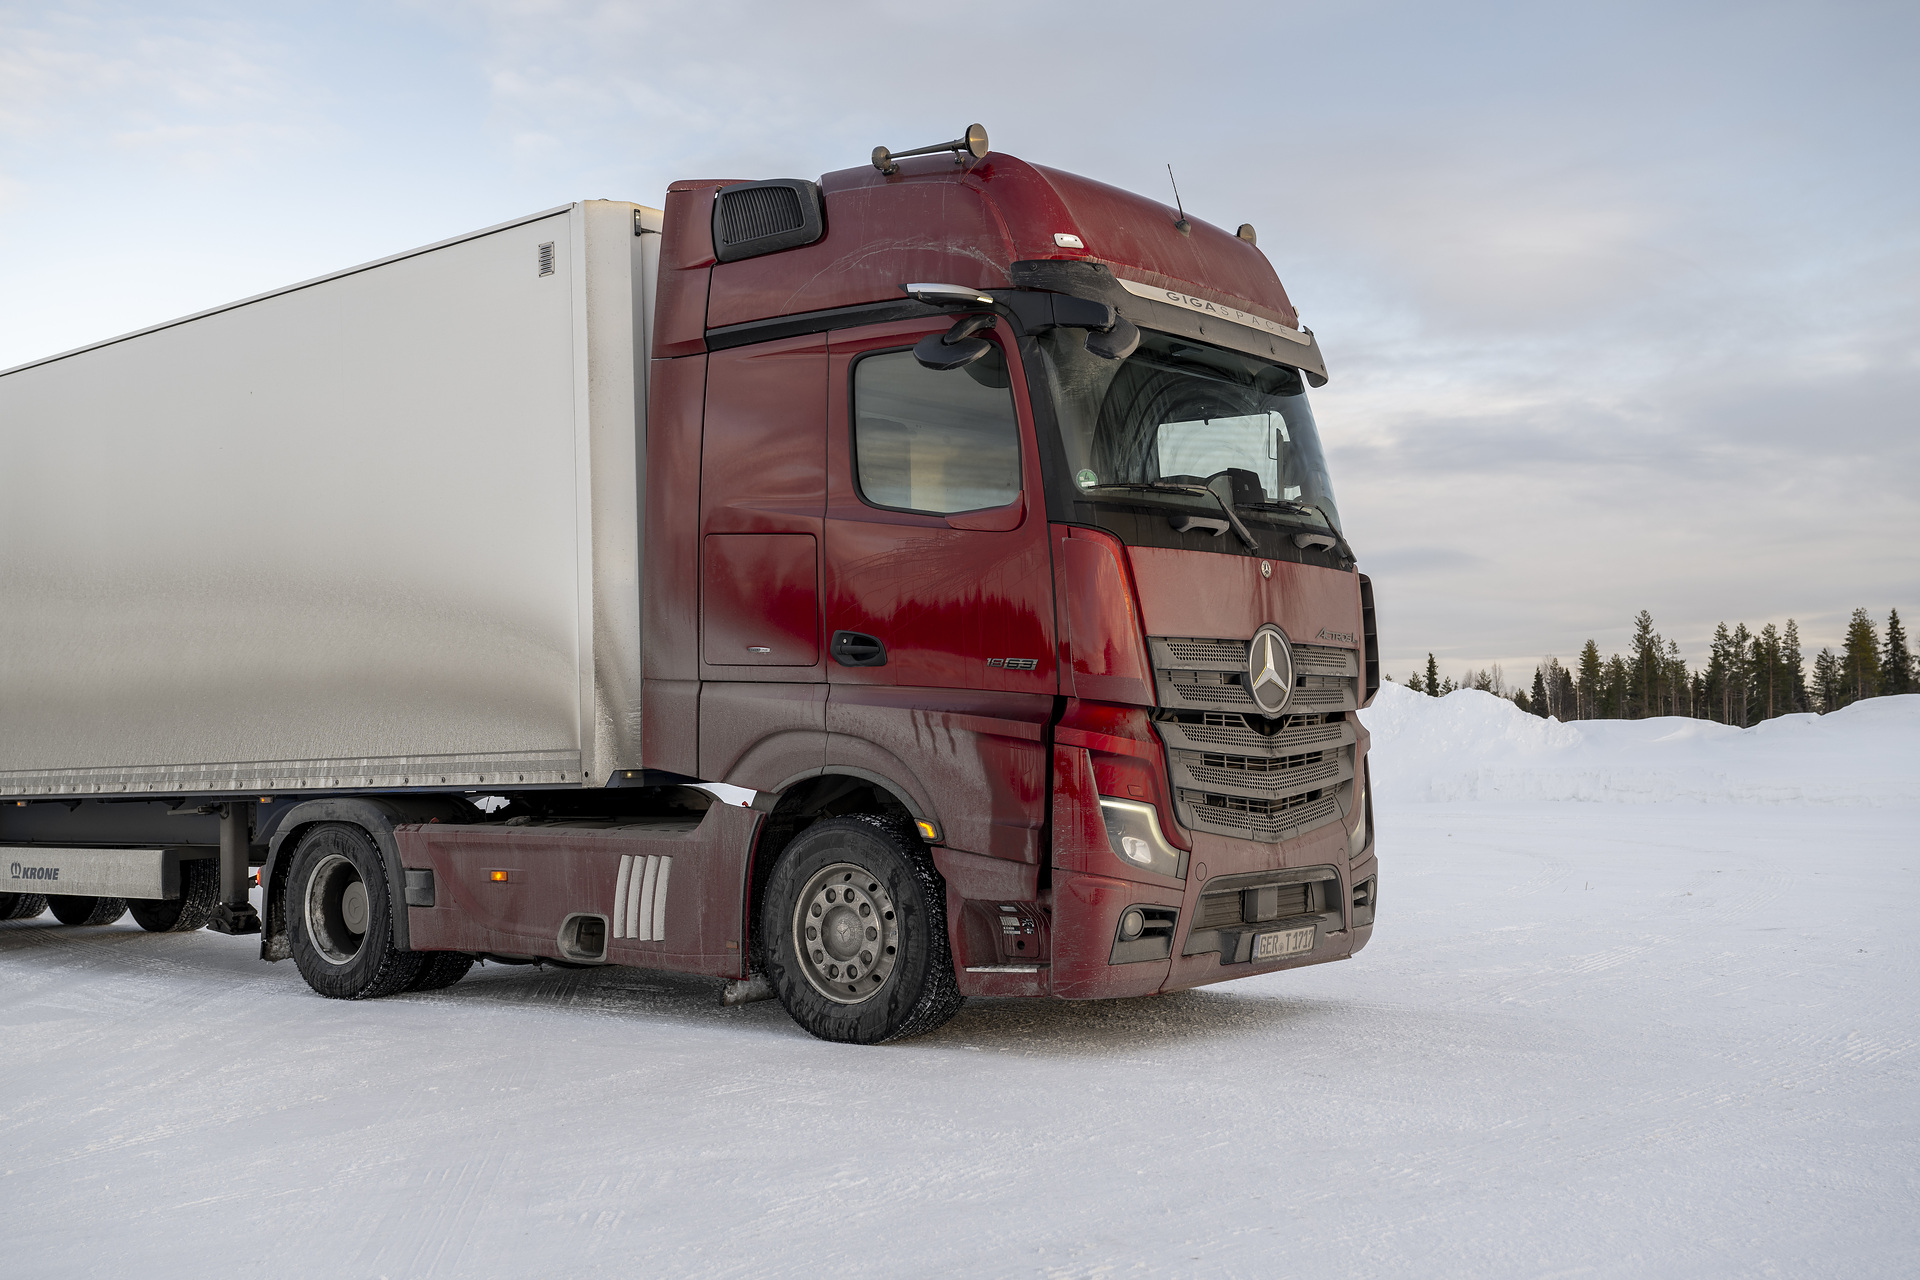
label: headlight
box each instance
[1098,797,1187,879]
[1348,769,1371,861]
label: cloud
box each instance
[2,0,1914,677]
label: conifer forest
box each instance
[1401,607,1916,724]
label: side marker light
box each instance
[915,820,941,843]
[488,870,509,883]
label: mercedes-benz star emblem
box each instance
[1246,624,1295,717]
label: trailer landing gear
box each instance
[207,803,261,936]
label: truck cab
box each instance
[644,146,1379,1013]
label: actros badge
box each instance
[1245,624,1295,717]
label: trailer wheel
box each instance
[48,895,128,926]
[762,815,963,1044]
[0,894,48,921]
[404,952,475,993]
[286,823,421,999]
[129,858,219,933]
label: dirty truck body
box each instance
[0,141,1379,1042]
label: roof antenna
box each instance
[1167,165,1191,236]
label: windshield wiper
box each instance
[1239,500,1353,558]
[1079,481,1259,552]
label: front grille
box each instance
[1177,787,1342,842]
[1193,881,1314,930]
[1161,637,1245,666]
[1183,865,1342,961]
[1148,631,1361,842]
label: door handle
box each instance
[831,630,888,667]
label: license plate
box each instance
[1252,925,1316,961]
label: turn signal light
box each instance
[488,869,509,882]
[915,820,941,843]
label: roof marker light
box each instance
[1053,232,1085,249]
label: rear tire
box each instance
[0,894,48,921]
[404,952,475,992]
[129,858,219,933]
[286,823,421,999]
[762,815,963,1044]
[48,895,128,926]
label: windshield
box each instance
[1038,327,1341,533]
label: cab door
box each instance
[822,319,1056,864]
[696,332,828,789]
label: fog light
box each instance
[1118,907,1146,941]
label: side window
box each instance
[852,347,1021,515]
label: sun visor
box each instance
[1008,260,1328,386]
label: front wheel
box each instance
[762,815,962,1044]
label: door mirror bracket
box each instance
[912,313,998,371]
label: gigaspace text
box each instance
[1114,278,1312,345]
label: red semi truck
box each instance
[0,127,1378,1043]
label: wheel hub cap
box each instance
[304,852,369,967]
[793,862,900,1005]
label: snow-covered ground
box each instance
[4,694,1916,1278]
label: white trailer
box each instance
[1,201,661,802]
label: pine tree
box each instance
[1604,654,1630,718]
[1812,647,1842,713]
[1406,671,1424,694]
[1577,641,1603,719]
[1783,619,1808,713]
[1555,664,1577,720]
[1665,639,1689,717]
[1883,608,1913,696]
[1730,623,1753,726]
[1841,608,1881,705]
[1629,610,1660,718]
[1425,653,1441,698]
[1531,665,1550,718]
[1705,623,1731,724]
[1757,623,1781,721]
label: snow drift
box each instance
[1357,682,1920,805]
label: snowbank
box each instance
[1358,681,1920,805]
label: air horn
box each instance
[872,123,989,175]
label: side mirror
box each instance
[913,313,997,371]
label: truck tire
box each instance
[48,895,128,926]
[762,814,963,1044]
[0,893,48,921]
[286,823,422,1000]
[129,858,218,933]
[404,952,475,992]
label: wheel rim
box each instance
[792,861,899,1005]
[305,852,368,966]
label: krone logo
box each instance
[1245,624,1295,717]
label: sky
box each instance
[3,0,1915,682]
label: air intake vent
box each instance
[712,179,826,263]
[537,241,555,277]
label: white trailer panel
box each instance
[0,201,659,797]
